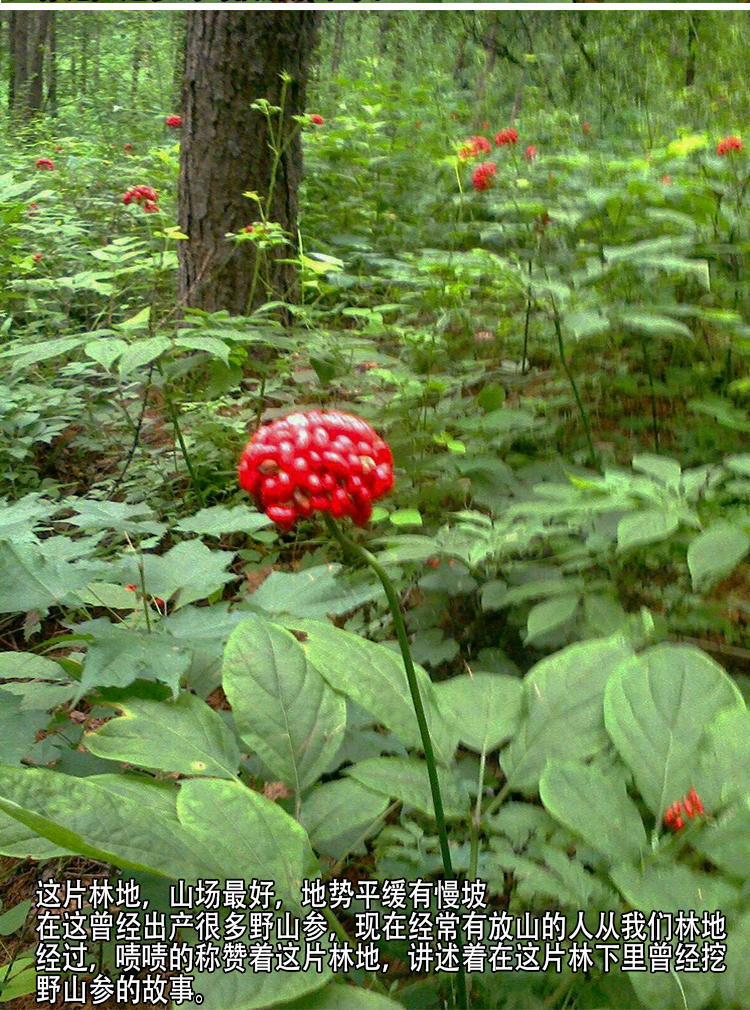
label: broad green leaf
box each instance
[696,707,750,807]
[5,337,86,374]
[525,593,579,643]
[277,619,456,765]
[604,644,743,819]
[687,522,749,590]
[0,807,72,859]
[617,509,679,551]
[611,861,739,916]
[174,504,271,536]
[719,911,750,1007]
[84,693,240,779]
[689,396,750,433]
[410,628,458,667]
[436,673,522,753]
[84,338,128,370]
[0,769,219,880]
[694,796,750,878]
[500,637,636,794]
[116,539,236,609]
[631,453,682,490]
[246,564,382,619]
[0,957,36,1002]
[300,779,389,851]
[0,900,31,936]
[389,508,423,526]
[0,541,90,613]
[540,760,647,864]
[118,336,171,377]
[174,335,230,364]
[222,616,345,793]
[176,777,319,916]
[0,692,48,765]
[78,627,191,700]
[620,312,692,339]
[78,582,142,610]
[0,652,67,680]
[345,757,469,820]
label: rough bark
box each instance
[9,12,29,112]
[46,12,57,115]
[330,12,345,76]
[177,12,320,315]
[27,13,50,114]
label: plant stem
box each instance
[640,335,659,451]
[550,298,599,471]
[156,362,205,509]
[324,513,469,1010]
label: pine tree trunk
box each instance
[177,12,320,315]
[9,12,29,112]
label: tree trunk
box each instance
[177,12,320,315]
[9,12,29,112]
[131,35,142,105]
[46,12,57,115]
[27,13,50,114]
[685,15,696,88]
[330,12,345,76]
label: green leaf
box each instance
[246,564,382,619]
[696,707,750,807]
[477,384,506,411]
[117,539,236,609]
[617,509,679,551]
[540,760,647,863]
[604,644,743,819]
[78,627,191,700]
[620,312,692,339]
[176,777,319,916]
[689,396,750,433]
[0,541,91,614]
[688,522,750,590]
[611,861,739,916]
[0,692,48,765]
[174,505,271,536]
[0,808,72,859]
[118,336,171,377]
[436,673,522,753]
[0,769,219,881]
[0,652,67,680]
[389,508,422,526]
[174,336,230,365]
[0,957,36,1002]
[694,796,750,878]
[719,911,750,1008]
[0,899,31,936]
[84,338,128,370]
[525,593,579,643]
[222,616,345,792]
[345,757,469,820]
[84,693,240,779]
[300,779,389,852]
[500,637,636,794]
[277,619,456,765]
[631,453,682,490]
[281,985,404,1010]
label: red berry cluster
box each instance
[238,410,394,531]
[124,144,134,152]
[717,135,743,156]
[310,114,324,125]
[664,788,704,832]
[583,122,591,135]
[458,136,491,161]
[525,145,537,161]
[122,186,159,213]
[495,128,518,147]
[35,158,54,171]
[166,115,182,128]
[472,162,497,192]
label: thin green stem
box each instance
[324,513,468,1010]
[550,297,599,472]
[156,362,205,509]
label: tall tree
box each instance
[8,12,29,112]
[177,12,320,314]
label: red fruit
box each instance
[495,128,518,147]
[472,162,497,192]
[125,584,137,592]
[310,114,324,126]
[238,410,394,531]
[33,253,43,263]
[166,115,182,128]
[35,158,55,170]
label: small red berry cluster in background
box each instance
[166,115,182,128]
[124,144,134,151]
[35,158,54,170]
[310,114,324,125]
[125,585,165,611]
[458,136,491,161]
[717,135,743,156]
[495,127,518,147]
[33,253,43,263]
[238,410,394,532]
[28,203,39,217]
[122,185,159,213]
[583,122,591,135]
[525,145,537,161]
[472,162,497,192]
[664,788,704,832]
